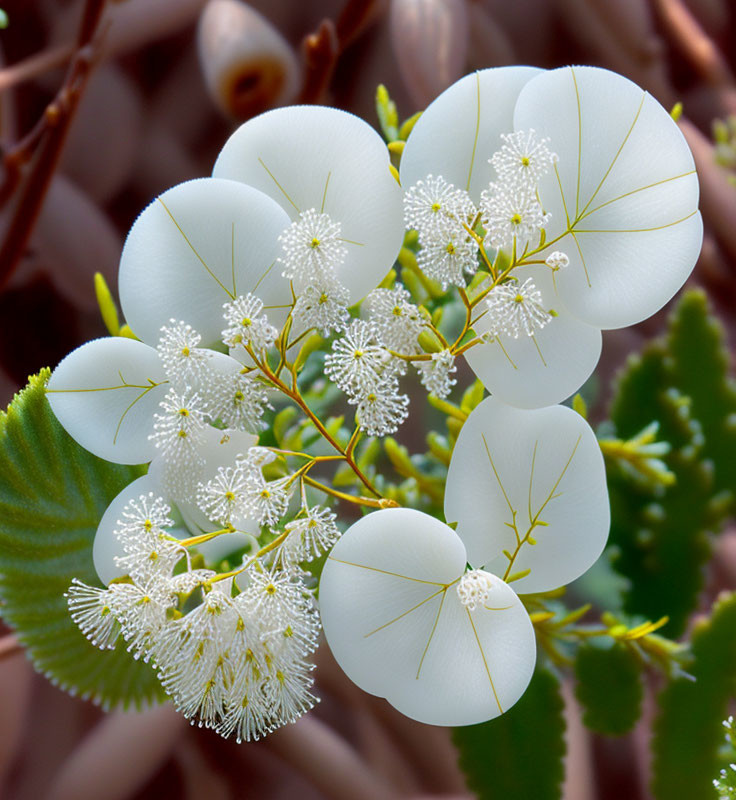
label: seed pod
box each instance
[389,0,469,108]
[197,0,301,120]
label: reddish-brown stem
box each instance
[0,0,107,288]
[0,43,75,93]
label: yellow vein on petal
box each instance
[570,231,592,288]
[466,608,503,713]
[481,433,516,518]
[574,209,699,233]
[531,334,547,367]
[251,260,277,295]
[365,587,445,639]
[257,157,300,213]
[321,171,331,214]
[327,556,445,586]
[533,435,581,521]
[466,71,482,192]
[578,92,646,219]
[571,66,583,220]
[157,198,234,299]
[494,335,518,370]
[528,440,539,528]
[578,171,697,222]
[416,589,448,680]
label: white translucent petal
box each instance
[47,337,167,465]
[319,508,536,725]
[93,474,163,585]
[400,66,543,202]
[119,177,292,347]
[149,423,261,557]
[444,396,610,594]
[213,106,405,302]
[514,66,701,328]
[466,274,601,408]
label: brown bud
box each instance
[197,0,301,120]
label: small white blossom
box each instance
[404,175,476,237]
[278,208,347,285]
[205,367,269,433]
[545,251,570,271]
[66,579,121,649]
[490,129,557,189]
[116,493,174,541]
[222,294,278,353]
[485,278,552,339]
[114,579,173,659]
[416,228,479,290]
[263,660,318,725]
[239,469,294,528]
[351,379,410,436]
[157,320,211,385]
[416,349,457,399]
[324,320,392,396]
[292,280,350,335]
[365,286,426,353]
[197,464,250,527]
[480,184,550,252]
[456,569,494,611]
[279,506,341,565]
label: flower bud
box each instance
[389,0,469,108]
[197,0,301,120]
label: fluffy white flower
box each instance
[292,280,350,335]
[403,174,476,237]
[66,579,122,650]
[351,380,410,437]
[205,365,269,433]
[280,506,341,565]
[324,320,392,396]
[222,294,278,353]
[456,569,494,611]
[480,183,550,252]
[364,286,426,353]
[490,129,557,189]
[197,464,250,527]
[416,228,479,289]
[415,349,457,398]
[278,208,347,285]
[157,320,211,386]
[485,278,552,339]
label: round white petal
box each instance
[93,474,164,585]
[119,177,292,347]
[466,274,601,408]
[319,508,536,726]
[400,66,543,203]
[514,66,702,328]
[444,397,610,594]
[213,105,405,302]
[47,337,167,465]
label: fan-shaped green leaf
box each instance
[0,371,165,709]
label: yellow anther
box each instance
[310,237,321,248]
[181,347,190,357]
[431,202,441,212]
[265,583,277,595]
[178,408,189,417]
[514,294,524,303]
[521,156,530,166]
[510,213,522,225]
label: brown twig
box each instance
[0,633,21,661]
[0,44,75,94]
[0,0,107,290]
[651,0,736,87]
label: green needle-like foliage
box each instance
[0,371,165,709]
[652,592,736,800]
[453,668,566,800]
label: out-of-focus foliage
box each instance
[453,668,566,800]
[652,592,736,800]
[0,371,165,709]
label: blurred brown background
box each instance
[1,1,735,798]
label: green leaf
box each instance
[453,668,566,800]
[651,592,736,800]
[608,346,713,637]
[0,371,166,709]
[574,640,643,736]
[665,289,736,515]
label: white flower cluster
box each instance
[404,175,478,289]
[324,319,409,436]
[484,277,552,339]
[67,489,326,741]
[149,316,271,501]
[278,209,351,334]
